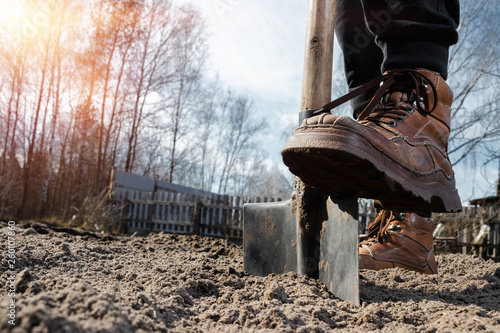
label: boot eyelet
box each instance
[388,224,403,232]
[419,96,425,103]
[401,114,409,120]
[407,106,415,114]
[394,212,405,221]
[389,121,398,127]
[418,77,430,90]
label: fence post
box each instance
[235,196,242,235]
[193,196,203,236]
[222,195,230,238]
[493,221,499,258]
[461,227,468,255]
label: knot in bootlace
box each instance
[360,210,405,246]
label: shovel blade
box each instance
[243,198,359,305]
[243,200,297,275]
[319,198,359,306]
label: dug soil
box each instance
[1,221,499,332]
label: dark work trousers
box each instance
[335,0,460,110]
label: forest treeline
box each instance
[0,0,291,220]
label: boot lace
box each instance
[309,69,438,124]
[355,92,416,128]
[360,210,405,246]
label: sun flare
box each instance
[0,0,29,40]
[0,0,74,41]
[0,0,24,24]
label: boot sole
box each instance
[282,129,462,213]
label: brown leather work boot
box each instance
[359,210,438,275]
[281,68,461,213]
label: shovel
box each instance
[243,0,359,305]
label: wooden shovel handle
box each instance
[300,0,335,111]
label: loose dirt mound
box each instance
[1,223,499,332]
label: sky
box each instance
[182,0,309,163]
[174,0,498,205]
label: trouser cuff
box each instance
[381,41,450,79]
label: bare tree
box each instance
[18,1,58,216]
[0,38,28,218]
[446,0,500,198]
[197,76,221,191]
[165,6,208,182]
[215,94,266,194]
[124,0,179,173]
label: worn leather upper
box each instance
[298,69,454,178]
[359,211,438,274]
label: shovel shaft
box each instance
[301,0,336,110]
[296,0,336,277]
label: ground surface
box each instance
[1,221,499,332]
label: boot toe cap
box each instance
[302,114,344,126]
[359,251,394,271]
